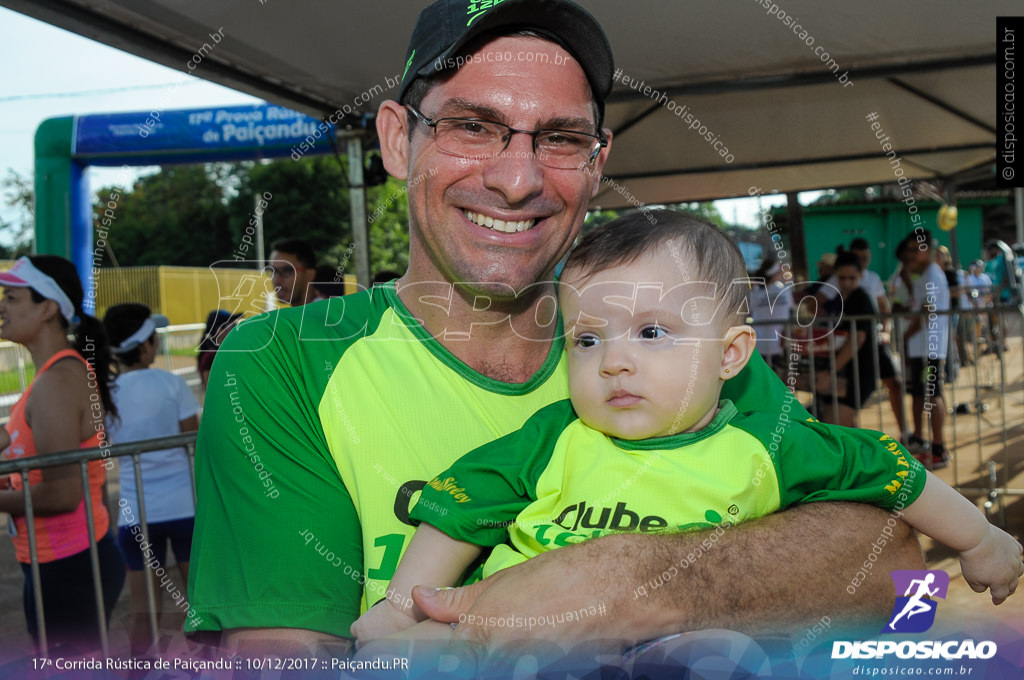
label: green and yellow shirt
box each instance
[413,399,926,577]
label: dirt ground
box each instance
[0,339,1020,658]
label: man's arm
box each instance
[187,310,363,643]
[415,502,923,648]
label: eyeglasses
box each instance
[406,106,607,170]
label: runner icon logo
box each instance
[883,569,949,634]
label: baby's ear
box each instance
[720,325,756,380]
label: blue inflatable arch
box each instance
[34,102,340,312]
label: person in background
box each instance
[902,231,951,470]
[104,303,201,655]
[966,261,993,355]
[954,253,974,367]
[311,264,348,300]
[888,237,920,438]
[984,239,1023,354]
[967,260,993,295]
[985,239,1023,305]
[888,238,914,310]
[372,270,403,286]
[748,258,795,366]
[967,260,993,305]
[815,251,877,427]
[805,252,836,298]
[268,238,317,307]
[0,255,125,653]
[833,239,908,439]
[935,245,964,373]
[197,310,242,393]
[818,239,887,312]
[936,245,971,313]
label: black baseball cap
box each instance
[398,0,614,126]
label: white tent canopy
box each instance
[5,0,1008,206]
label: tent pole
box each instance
[1015,188,1024,246]
[345,133,371,289]
[945,182,960,267]
[786,193,808,281]
[254,193,265,269]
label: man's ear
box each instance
[376,100,410,181]
[721,324,756,380]
[588,128,613,198]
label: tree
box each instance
[363,174,411,275]
[670,201,733,229]
[94,164,231,267]
[0,169,35,258]
[89,153,411,276]
[230,156,352,266]
[582,209,621,234]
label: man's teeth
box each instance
[465,210,535,233]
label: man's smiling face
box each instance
[401,35,609,300]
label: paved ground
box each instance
[0,340,1020,658]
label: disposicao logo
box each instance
[831,570,997,661]
[884,569,948,634]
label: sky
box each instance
[0,8,260,237]
[0,6,795,240]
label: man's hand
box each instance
[413,543,637,651]
[959,524,1024,605]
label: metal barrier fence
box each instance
[0,324,203,654]
[750,303,1023,524]
[0,432,197,656]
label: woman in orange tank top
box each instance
[0,255,125,653]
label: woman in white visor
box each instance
[0,255,125,653]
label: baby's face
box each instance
[558,250,736,440]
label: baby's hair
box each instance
[564,209,749,326]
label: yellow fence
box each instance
[93,266,358,324]
[0,263,358,325]
[96,266,271,325]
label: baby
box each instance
[352,210,1022,642]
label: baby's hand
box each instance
[959,524,1024,605]
[350,593,420,644]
